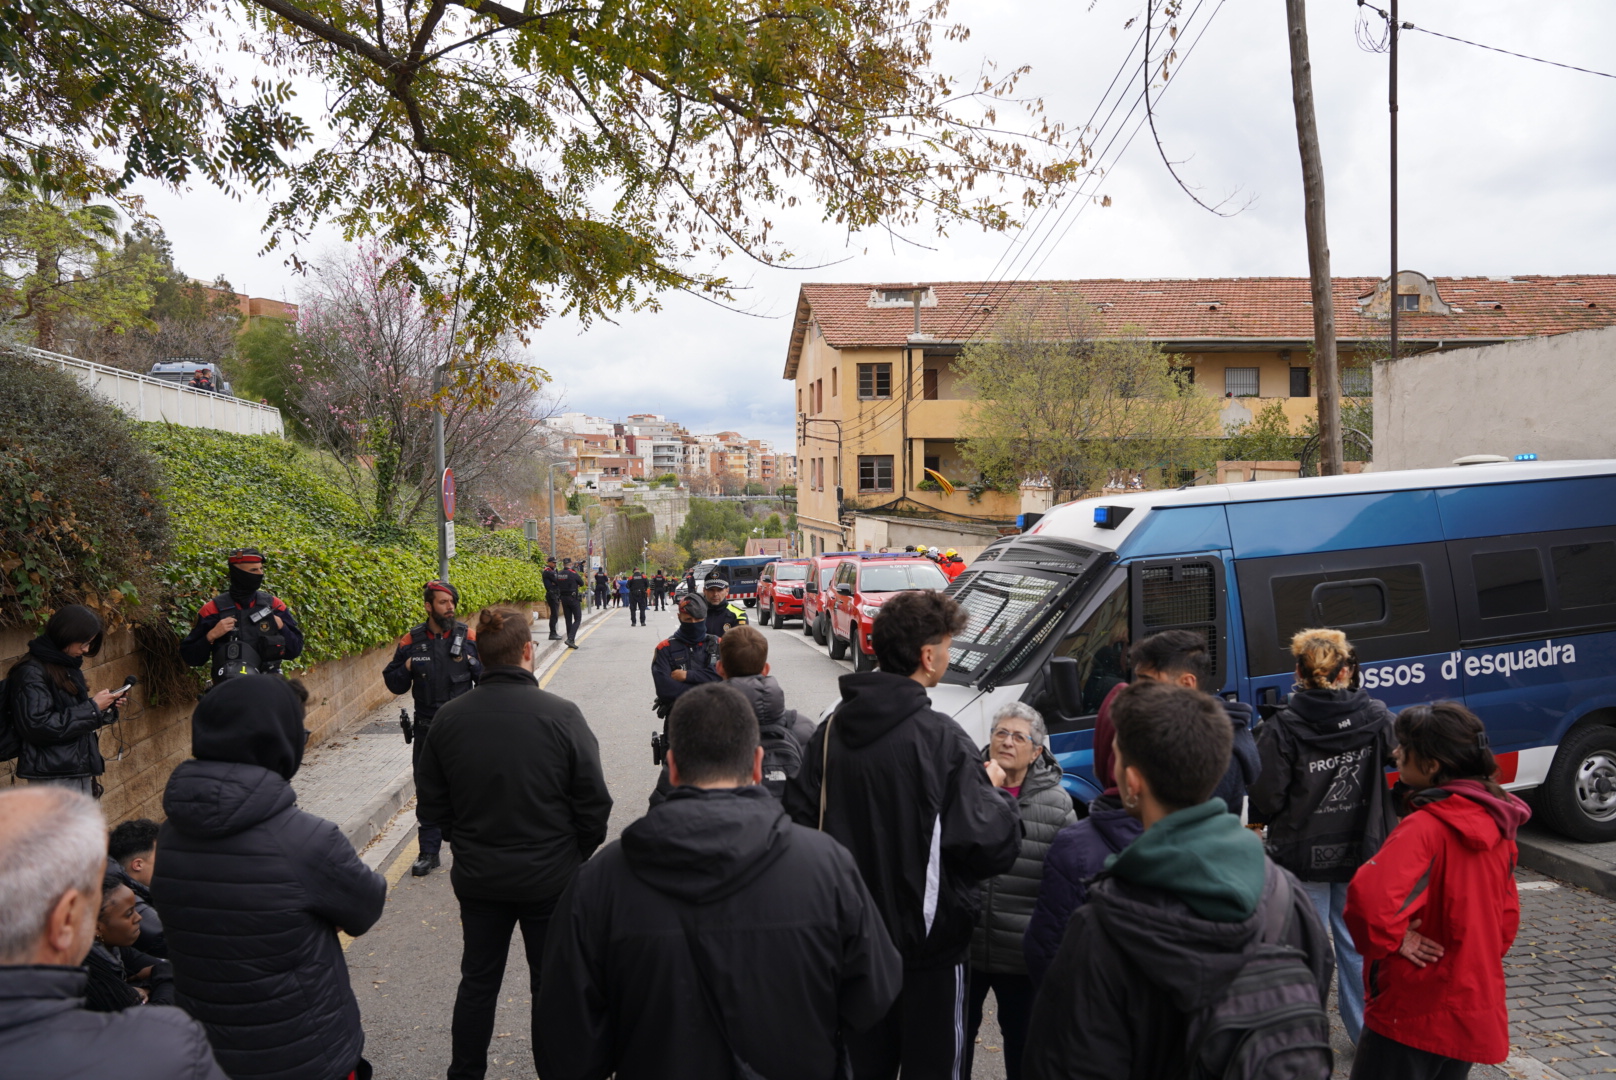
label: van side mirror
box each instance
[1050,657,1083,717]
[805,581,818,594]
[835,583,853,596]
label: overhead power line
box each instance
[1356,1,1616,80]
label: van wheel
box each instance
[829,629,848,661]
[759,604,772,627]
[1538,724,1616,842]
[853,631,875,672]
[813,615,828,646]
[802,614,815,637]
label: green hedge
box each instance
[139,426,548,666]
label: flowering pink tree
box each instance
[291,246,553,537]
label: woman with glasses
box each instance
[965,702,1076,1080]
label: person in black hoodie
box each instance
[8,605,127,796]
[416,605,612,1080]
[716,626,813,796]
[785,589,1021,1080]
[1249,628,1398,1047]
[1022,682,1332,1080]
[536,682,902,1080]
[152,675,386,1080]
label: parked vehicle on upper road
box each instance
[925,459,1616,842]
[826,556,951,671]
[758,559,811,627]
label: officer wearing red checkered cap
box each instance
[179,547,304,684]
[382,580,483,876]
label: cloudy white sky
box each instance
[130,0,1616,447]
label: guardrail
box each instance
[8,345,284,436]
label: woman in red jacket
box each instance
[1344,702,1531,1080]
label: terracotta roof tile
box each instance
[784,275,1616,376]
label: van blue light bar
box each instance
[1093,505,1133,530]
[1514,453,1538,461]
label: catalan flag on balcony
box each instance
[924,468,956,495]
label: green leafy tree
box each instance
[691,538,738,561]
[0,173,160,349]
[1224,400,1302,462]
[955,298,1220,501]
[763,513,785,539]
[675,498,754,553]
[647,540,688,571]
[236,317,302,414]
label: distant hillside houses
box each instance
[542,411,796,495]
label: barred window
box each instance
[1224,367,1260,397]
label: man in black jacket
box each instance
[785,590,1022,1080]
[542,557,562,640]
[537,682,902,1080]
[178,549,304,684]
[107,818,165,958]
[416,605,612,1080]
[627,569,650,625]
[0,787,229,1080]
[153,676,386,1080]
[556,558,585,647]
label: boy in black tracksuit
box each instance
[785,591,1021,1080]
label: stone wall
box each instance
[1,627,398,826]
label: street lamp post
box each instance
[434,364,449,580]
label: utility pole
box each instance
[1389,0,1400,363]
[1285,0,1344,476]
[433,364,450,579]
[546,459,557,560]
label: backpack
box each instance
[1186,869,1333,1080]
[757,709,805,798]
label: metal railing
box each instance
[8,345,285,437]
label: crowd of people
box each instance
[0,552,1532,1080]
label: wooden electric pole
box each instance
[1285,0,1344,476]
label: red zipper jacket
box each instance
[1344,780,1531,1063]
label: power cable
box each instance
[1356,1,1616,79]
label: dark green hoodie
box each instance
[1105,798,1267,921]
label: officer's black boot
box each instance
[411,851,440,876]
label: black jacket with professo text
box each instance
[784,672,1022,969]
[1249,687,1399,882]
[536,786,902,1080]
[0,966,229,1080]
[153,677,386,1080]
[416,666,612,902]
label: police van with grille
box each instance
[932,459,1616,841]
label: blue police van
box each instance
[929,460,1616,841]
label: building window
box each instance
[1289,366,1311,397]
[922,368,939,400]
[1170,365,1195,387]
[796,388,802,415]
[1396,293,1419,312]
[831,367,838,397]
[858,455,894,493]
[1224,367,1260,397]
[1341,365,1372,396]
[858,363,892,399]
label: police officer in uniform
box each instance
[382,581,483,876]
[627,570,650,626]
[650,569,669,610]
[179,548,304,683]
[542,557,562,640]
[592,567,610,609]
[700,574,748,639]
[648,593,722,807]
[556,558,585,647]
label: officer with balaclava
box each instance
[179,548,304,684]
[382,580,483,876]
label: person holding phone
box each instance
[5,605,126,798]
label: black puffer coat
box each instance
[970,749,1075,975]
[0,966,229,1080]
[152,677,387,1080]
[8,651,108,780]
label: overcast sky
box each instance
[128,0,1616,448]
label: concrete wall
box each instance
[1,628,400,827]
[848,514,1007,562]
[1373,327,1616,471]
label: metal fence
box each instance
[9,345,284,437]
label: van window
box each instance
[1552,541,1616,609]
[1272,564,1429,643]
[1473,549,1547,619]
[1236,543,1458,675]
[1050,578,1131,714]
[945,570,1069,679]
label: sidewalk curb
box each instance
[1515,823,1616,901]
[332,605,611,853]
